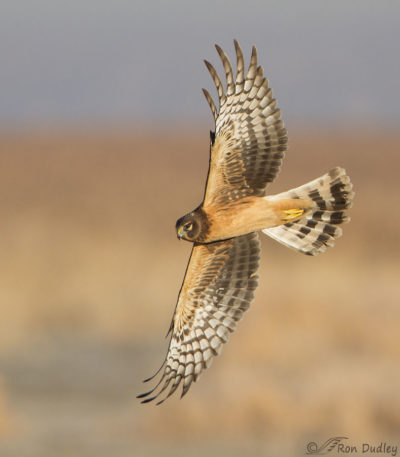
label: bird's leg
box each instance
[270,198,314,225]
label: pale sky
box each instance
[1,0,399,126]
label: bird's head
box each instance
[176,209,207,242]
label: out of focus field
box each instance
[0,127,398,456]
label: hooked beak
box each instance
[177,227,184,240]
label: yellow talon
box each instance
[282,208,304,222]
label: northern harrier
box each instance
[138,41,354,404]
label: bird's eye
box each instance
[184,222,193,232]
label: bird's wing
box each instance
[202,40,288,206]
[137,232,260,404]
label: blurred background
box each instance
[0,1,399,456]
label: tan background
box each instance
[0,127,398,455]
[1,2,400,454]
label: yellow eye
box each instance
[184,222,193,232]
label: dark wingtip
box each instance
[143,373,159,383]
[140,395,157,404]
[210,130,215,145]
[215,43,223,56]
[180,383,191,399]
[251,45,258,62]
[233,39,242,54]
[137,382,159,398]
[137,391,151,399]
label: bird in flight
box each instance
[138,40,354,404]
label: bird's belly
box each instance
[204,197,279,242]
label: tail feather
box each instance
[263,167,354,256]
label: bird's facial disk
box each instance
[176,214,199,241]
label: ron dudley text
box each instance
[338,442,397,456]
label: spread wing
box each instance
[202,40,288,206]
[137,233,260,404]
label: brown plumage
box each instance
[138,40,354,404]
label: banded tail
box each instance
[263,167,354,256]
